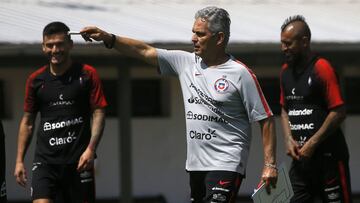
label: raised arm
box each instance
[80,26,158,66]
[77,108,106,172]
[259,116,277,188]
[14,112,36,187]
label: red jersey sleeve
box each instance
[314,59,344,109]
[23,67,46,113]
[24,76,37,113]
[84,65,108,109]
[279,64,288,107]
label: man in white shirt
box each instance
[81,6,277,203]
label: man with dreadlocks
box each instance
[279,15,352,202]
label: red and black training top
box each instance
[24,62,107,164]
[280,55,349,159]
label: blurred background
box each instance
[1,0,360,202]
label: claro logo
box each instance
[49,131,77,146]
[189,128,216,140]
[43,117,83,131]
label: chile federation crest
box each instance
[214,78,229,93]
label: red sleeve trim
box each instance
[83,64,108,109]
[235,59,273,117]
[314,59,344,109]
[24,66,47,112]
[279,64,288,107]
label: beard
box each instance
[284,52,304,68]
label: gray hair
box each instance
[195,6,231,46]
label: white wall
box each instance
[1,66,359,203]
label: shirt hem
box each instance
[186,166,245,174]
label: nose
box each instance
[51,44,60,53]
[191,34,198,43]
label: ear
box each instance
[216,32,225,46]
[42,42,46,52]
[302,36,310,48]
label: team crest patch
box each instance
[214,78,229,93]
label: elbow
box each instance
[260,116,276,131]
[266,115,275,126]
[335,105,347,123]
[27,125,34,133]
[339,110,346,123]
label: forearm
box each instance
[87,108,106,152]
[113,36,158,66]
[280,108,293,141]
[16,113,35,163]
[260,117,276,165]
[307,106,346,147]
[80,26,158,66]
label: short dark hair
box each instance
[281,15,311,40]
[43,21,71,40]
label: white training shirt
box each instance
[157,49,272,174]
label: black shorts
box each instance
[188,170,243,203]
[0,121,7,203]
[289,153,352,203]
[31,163,95,203]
